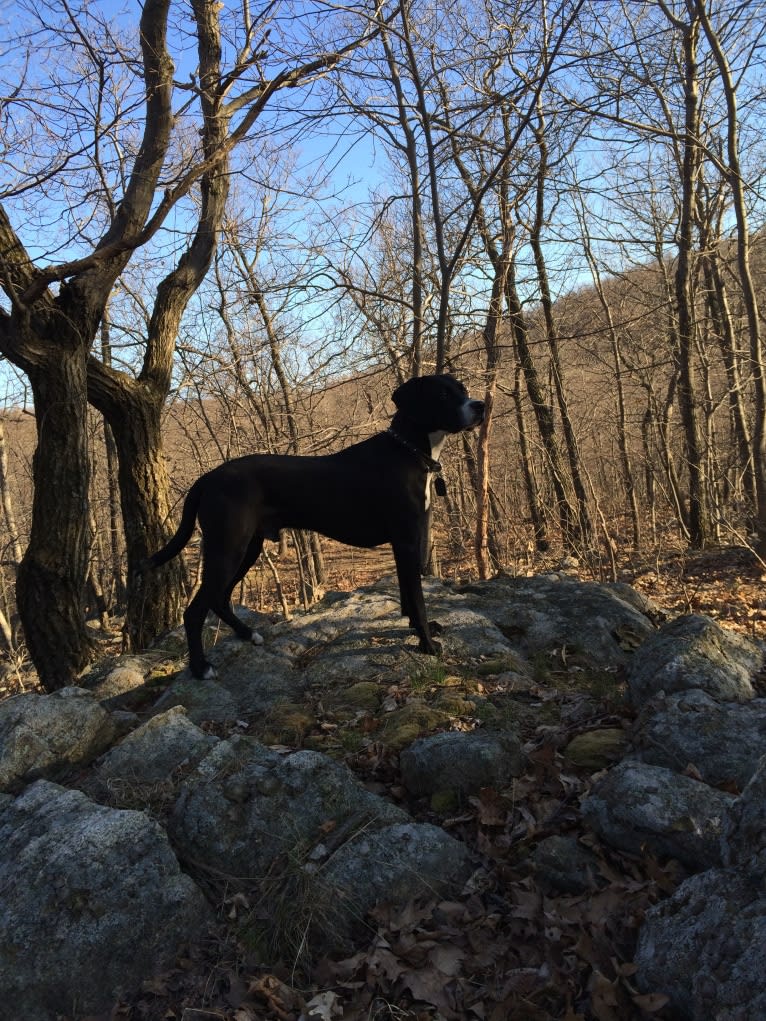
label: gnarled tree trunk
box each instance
[16,344,96,684]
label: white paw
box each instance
[202,664,217,680]
[251,631,264,646]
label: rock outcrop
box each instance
[1,570,764,1018]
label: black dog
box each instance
[149,374,484,679]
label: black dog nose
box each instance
[469,399,485,423]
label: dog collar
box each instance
[386,428,443,473]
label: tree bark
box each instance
[0,418,22,566]
[702,250,756,511]
[475,251,509,579]
[100,315,127,604]
[378,12,427,375]
[15,346,96,685]
[87,364,185,650]
[506,258,577,548]
[673,13,711,547]
[512,368,548,551]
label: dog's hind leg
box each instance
[185,535,254,679]
[184,586,216,680]
[213,533,265,647]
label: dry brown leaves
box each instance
[108,699,682,1021]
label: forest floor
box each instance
[622,541,766,640]
[3,543,766,1020]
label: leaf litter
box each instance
[105,669,684,1021]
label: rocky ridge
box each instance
[0,571,765,1020]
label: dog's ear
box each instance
[392,374,462,409]
[391,377,420,409]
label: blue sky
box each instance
[4,0,766,407]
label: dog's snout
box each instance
[457,397,485,430]
[467,398,485,425]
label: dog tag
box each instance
[434,476,447,497]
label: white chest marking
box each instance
[425,431,447,511]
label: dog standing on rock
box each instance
[149,374,485,679]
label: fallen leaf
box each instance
[632,991,670,1012]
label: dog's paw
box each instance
[191,662,216,680]
[417,637,442,656]
[251,631,264,646]
[428,620,444,635]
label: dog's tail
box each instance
[147,480,202,569]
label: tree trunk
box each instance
[378,14,427,374]
[100,314,127,605]
[530,104,593,548]
[693,0,766,551]
[87,0,231,650]
[475,377,496,580]
[506,260,577,548]
[674,14,712,548]
[652,375,691,537]
[574,194,640,550]
[0,418,22,565]
[701,250,756,512]
[641,406,657,544]
[16,350,96,686]
[512,368,548,551]
[90,366,184,650]
[475,245,508,579]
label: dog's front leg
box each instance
[392,540,441,655]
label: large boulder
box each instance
[270,585,517,689]
[315,821,473,947]
[0,780,211,1020]
[399,730,525,802]
[581,759,734,870]
[633,689,766,789]
[151,646,305,724]
[635,867,766,1021]
[455,573,655,670]
[627,615,763,704]
[169,737,472,952]
[94,706,218,791]
[268,588,407,664]
[169,736,409,874]
[0,687,116,793]
[723,754,766,874]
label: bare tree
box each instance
[691,0,766,551]
[560,0,766,548]
[0,0,377,687]
[0,0,176,685]
[658,2,712,547]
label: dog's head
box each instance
[392,373,485,433]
